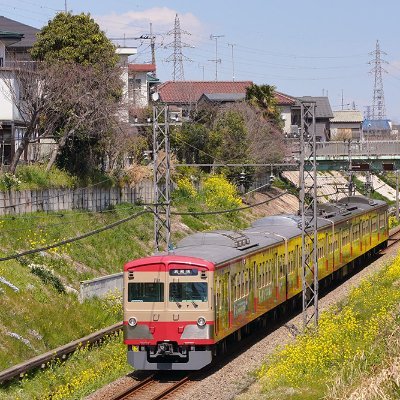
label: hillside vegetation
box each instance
[247,253,400,400]
[0,174,277,399]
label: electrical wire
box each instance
[0,209,151,262]
[171,190,287,216]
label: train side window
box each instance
[379,214,385,229]
[371,216,377,231]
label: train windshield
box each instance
[128,283,164,302]
[169,282,208,302]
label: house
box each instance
[156,81,253,119]
[274,92,296,135]
[0,31,27,165]
[330,110,363,140]
[128,63,158,109]
[291,96,333,141]
[156,81,297,129]
[362,119,392,140]
[0,16,39,62]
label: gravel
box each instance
[173,237,400,400]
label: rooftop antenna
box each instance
[228,43,236,82]
[209,34,224,81]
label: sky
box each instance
[2,0,400,122]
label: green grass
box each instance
[0,189,258,398]
[1,332,130,400]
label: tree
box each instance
[245,83,282,125]
[1,61,124,174]
[30,12,118,67]
[28,12,125,175]
[0,62,57,174]
[44,62,123,172]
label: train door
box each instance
[215,272,229,337]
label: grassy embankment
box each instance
[245,253,400,400]
[0,174,254,399]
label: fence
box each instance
[0,181,154,216]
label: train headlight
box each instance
[128,317,138,327]
[197,316,206,327]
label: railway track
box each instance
[109,372,191,400]
[2,226,400,387]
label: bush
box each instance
[201,174,242,211]
[14,165,77,189]
[0,173,21,190]
[174,177,197,199]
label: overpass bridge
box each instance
[301,140,400,171]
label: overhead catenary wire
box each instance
[172,190,288,216]
[0,209,151,262]
[0,189,289,261]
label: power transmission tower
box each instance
[152,105,172,252]
[209,34,224,81]
[369,40,388,120]
[299,101,319,328]
[165,14,192,81]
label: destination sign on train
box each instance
[169,269,199,276]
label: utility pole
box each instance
[209,34,224,81]
[64,0,67,12]
[396,170,399,221]
[347,140,354,196]
[136,23,158,77]
[228,43,236,81]
[299,101,319,328]
[152,105,172,252]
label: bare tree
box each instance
[44,62,124,171]
[0,61,124,174]
[0,62,54,173]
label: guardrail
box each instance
[312,141,400,158]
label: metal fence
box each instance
[313,141,400,157]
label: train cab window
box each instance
[128,282,164,302]
[169,282,208,302]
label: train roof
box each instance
[170,196,387,265]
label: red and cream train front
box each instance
[124,256,215,370]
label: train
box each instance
[123,195,388,370]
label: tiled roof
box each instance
[295,96,334,118]
[128,63,156,73]
[157,81,253,103]
[200,93,246,102]
[0,16,39,48]
[275,92,296,105]
[331,110,363,123]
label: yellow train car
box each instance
[123,196,388,370]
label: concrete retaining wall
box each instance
[79,272,123,301]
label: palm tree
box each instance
[245,83,281,124]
